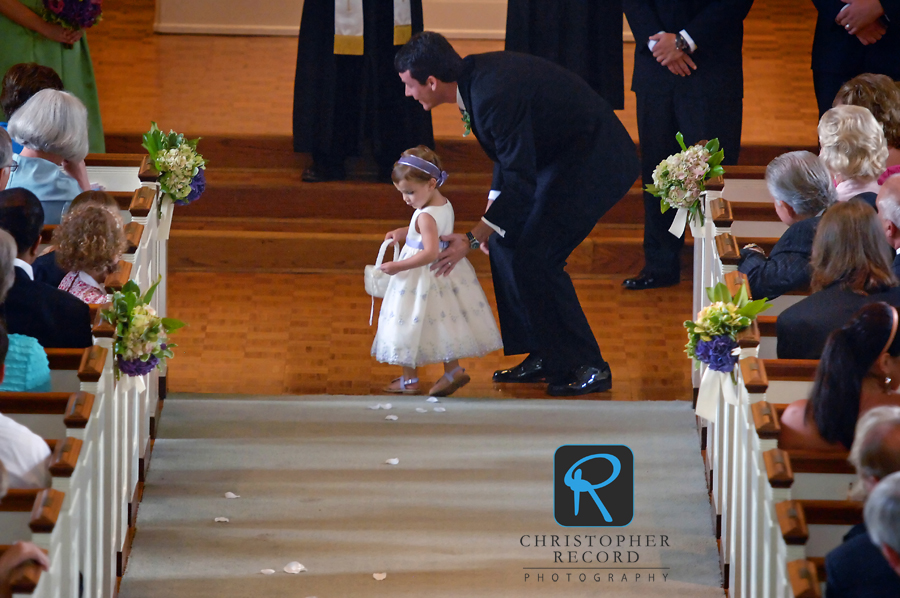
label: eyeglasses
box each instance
[2,161,16,172]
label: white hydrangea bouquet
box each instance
[645,132,724,238]
[102,279,184,389]
[142,122,207,207]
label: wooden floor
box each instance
[90,0,821,147]
[166,272,694,399]
[87,0,816,399]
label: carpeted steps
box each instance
[105,134,801,276]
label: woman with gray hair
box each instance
[865,471,900,580]
[5,88,90,225]
[738,150,837,299]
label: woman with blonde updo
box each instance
[819,104,889,204]
[53,203,126,304]
[833,73,900,184]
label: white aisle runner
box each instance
[119,396,722,597]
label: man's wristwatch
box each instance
[465,231,480,250]
[675,33,691,54]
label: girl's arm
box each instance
[0,0,84,43]
[62,159,91,191]
[380,213,440,275]
[385,226,408,245]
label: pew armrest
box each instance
[78,346,108,383]
[776,500,809,545]
[752,401,780,439]
[787,559,821,598]
[764,448,793,488]
[104,261,133,292]
[129,186,156,217]
[48,437,83,477]
[29,488,64,533]
[715,233,741,266]
[724,271,750,298]
[6,560,43,594]
[64,392,94,428]
[708,197,733,227]
[741,357,769,394]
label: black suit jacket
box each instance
[32,251,68,289]
[457,52,640,246]
[776,284,900,359]
[739,216,820,300]
[812,0,900,78]
[623,0,753,96]
[825,522,900,598]
[893,252,900,280]
[3,266,92,349]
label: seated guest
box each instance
[826,409,900,597]
[780,302,900,452]
[54,203,125,304]
[0,187,92,348]
[819,104,889,204]
[777,199,900,359]
[865,471,900,580]
[877,177,900,279]
[5,89,90,225]
[0,462,51,586]
[738,151,836,299]
[0,327,51,488]
[0,128,12,190]
[833,73,900,185]
[0,229,49,392]
[33,190,121,288]
[0,63,64,155]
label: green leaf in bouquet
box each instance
[142,277,162,304]
[708,165,725,179]
[708,149,725,168]
[734,283,750,307]
[676,131,687,151]
[660,198,671,213]
[645,184,660,196]
[122,280,141,295]
[161,317,186,332]
[738,298,772,319]
[705,138,720,154]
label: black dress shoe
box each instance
[301,163,346,183]
[493,354,547,383]
[622,272,680,290]
[546,365,612,396]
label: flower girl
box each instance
[372,146,502,396]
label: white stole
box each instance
[334,0,412,55]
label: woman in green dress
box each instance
[0,0,104,152]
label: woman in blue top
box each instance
[6,88,90,225]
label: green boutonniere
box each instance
[460,109,472,137]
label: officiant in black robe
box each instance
[292,0,434,181]
[504,0,625,109]
[395,32,640,396]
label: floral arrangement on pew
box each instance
[687,282,770,420]
[43,0,103,32]
[645,132,725,238]
[102,279,184,386]
[142,122,207,207]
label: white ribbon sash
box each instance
[334,0,412,55]
[119,373,146,394]
[668,207,690,238]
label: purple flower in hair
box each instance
[695,335,739,373]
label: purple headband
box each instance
[397,155,449,187]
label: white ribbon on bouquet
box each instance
[118,373,146,394]
[694,346,743,421]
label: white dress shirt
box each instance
[0,413,51,489]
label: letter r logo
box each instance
[554,445,634,527]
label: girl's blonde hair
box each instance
[818,104,889,182]
[391,145,444,184]
[53,204,126,277]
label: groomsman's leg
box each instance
[624,91,683,289]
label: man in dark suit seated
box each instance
[876,175,900,279]
[827,414,900,597]
[0,187,92,349]
[738,151,837,300]
[394,32,640,395]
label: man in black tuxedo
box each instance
[622,0,753,290]
[877,176,900,279]
[826,420,900,597]
[812,0,900,116]
[0,188,92,349]
[394,32,640,396]
[739,151,836,299]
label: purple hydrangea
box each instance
[177,169,206,206]
[118,353,159,377]
[695,335,739,373]
[44,0,103,29]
